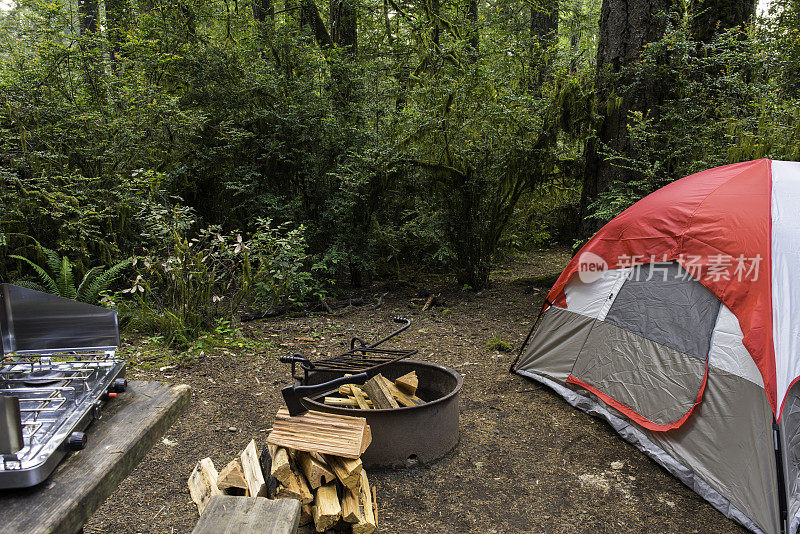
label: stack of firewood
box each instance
[323,371,422,410]
[267,407,377,533]
[188,439,268,513]
[188,407,379,533]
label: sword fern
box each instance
[10,246,134,304]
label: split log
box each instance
[275,469,314,504]
[274,481,301,502]
[372,486,378,529]
[312,481,342,532]
[341,486,363,523]
[350,385,372,409]
[377,375,421,407]
[299,503,313,526]
[394,371,418,396]
[352,470,377,534]
[188,457,222,515]
[295,470,314,504]
[240,440,266,497]
[216,459,248,494]
[296,451,336,489]
[362,374,399,409]
[269,445,293,486]
[323,396,373,407]
[268,407,371,459]
[324,454,362,490]
[339,384,372,409]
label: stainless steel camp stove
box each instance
[0,283,127,489]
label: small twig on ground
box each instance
[371,292,389,310]
[152,504,166,523]
[422,293,440,312]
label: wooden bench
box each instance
[191,495,301,534]
[0,381,190,534]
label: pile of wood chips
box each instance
[188,406,380,533]
[322,371,421,410]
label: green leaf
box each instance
[81,257,135,304]
[9,255,59,295]
[59,256,77,300]
[76,266,105,302]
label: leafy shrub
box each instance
[121,220,321,347]
[121,227,250,348]
[248,218,323,307]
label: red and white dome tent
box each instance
[512,159,800,534]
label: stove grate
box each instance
[0,351,122,446]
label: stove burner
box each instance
[21,369,67,387]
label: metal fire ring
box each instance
[299,360,463,469]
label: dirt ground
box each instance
[85,248,746,534]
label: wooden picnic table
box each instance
[0,380,191,534]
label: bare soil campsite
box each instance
[85,250,744,534]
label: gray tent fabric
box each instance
[571,320,707,427]
[780,382,800,533]
[515,369,769,534]
[605,262,721,360]
[514,302,783,534]
[646,367,779,534]
[515,306,594,382]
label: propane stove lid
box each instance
[0,284,119,356]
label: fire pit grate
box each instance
[282,317,417,383]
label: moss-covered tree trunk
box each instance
[253,0,275,44]
[466,0,478,61]
[689,0,756,42]
[530,0,558,86]
[331,0,357,54]
[106,0,130,70]
[579,0,675,238]
[301,0,333,47]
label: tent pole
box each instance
[774,421,788,534]
[509,298,552,374]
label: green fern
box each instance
[11,246,134,304]
[11,280,50,293]
[58,256,76,300]
[78,258,134,304]
[76,266,104,303]
[9,254,59,295]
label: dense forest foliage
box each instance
[1,0,799,345]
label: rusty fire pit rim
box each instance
[300,359,463,414]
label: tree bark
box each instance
[301,0,333,48]
[78,0,99,35]
[253,0,275,46]
[331,0,357,55]
[106,0,130,69]
[530,0,558,86]
[432,0,440,51]
[178,1,197,42]
[579,0,675,238]
[253,0,275,26]
[689,0,756,42]
[466,0,478,61]
[78,0,102,101]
